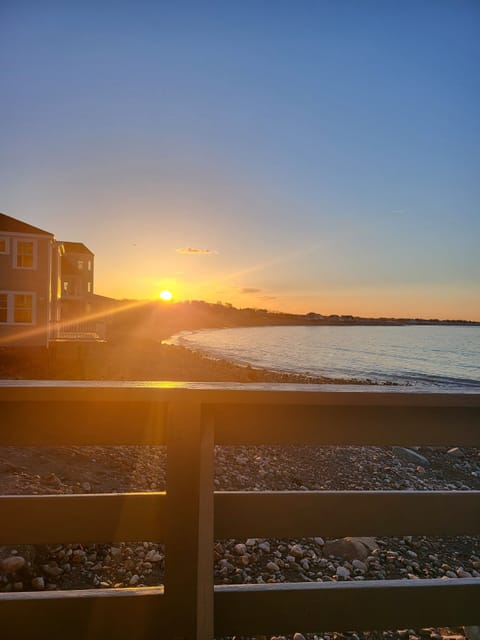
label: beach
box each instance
[1,341,478,639]
[0,339,381,385]
[1,441,479,640]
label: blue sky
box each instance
[1,1,479,318]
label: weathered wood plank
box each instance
[0,587,166,640]
[164,402,215,640]
[4,399,478,446]
[1,380,480,404]
[214,579,480,635]
[2,580,479,638]
[2,490,478,545]
[215,491,480,538]
[1,580,478,639]
[212,404,480,445]
[0,401,166,445]
[0,493,166,544]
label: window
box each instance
[0,292,35,324]
[14,294,33,323]
[87,281,92,293]
[87,260,92,271]
[77,260,84,270]
[0,237,9,254]
[14,240,36,269]
[0,294,7,322]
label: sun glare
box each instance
[159,289,173,301]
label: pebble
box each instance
[1,441,479,640]
[447,448,463,458]
[290,544,304,558]
[234,543,247,555]
[336,566,350,580]
[352,559,368,573]
[1,556,26,573]
[31,576,45,590]
[393,447,430,467]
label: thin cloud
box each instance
[176,247,217,255]
[240,287,262,294]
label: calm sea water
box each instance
[169,325,480,388]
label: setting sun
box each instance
[159,289,173,302]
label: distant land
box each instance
[92,295,480,343]
[1,295,477,382]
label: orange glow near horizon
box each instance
[93,272,480,322]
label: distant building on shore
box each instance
[60,242,94,321]
[0,212,96,347]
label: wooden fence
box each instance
[0,381,479,639]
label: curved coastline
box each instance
[163,329,391,386]
[165,325,480,389]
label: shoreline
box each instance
[0,340,388,385]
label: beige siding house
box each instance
[0,212,98,347]
[0,212,63,347]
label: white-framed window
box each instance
[14,294,33,323]
[0,237,10,254]
[0,291,35,324]
[13,239,36,269]
[87,281,92,293]
[87,260,92,271]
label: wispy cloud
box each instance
[240,287,262,294]
[176,247,217,255]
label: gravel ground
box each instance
[1,443,479,640]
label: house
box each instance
[0,212,62,347]
[60,241,94,321]
[0,212,97,347]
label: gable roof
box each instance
[61,241,94,255]
[0,212,54,236]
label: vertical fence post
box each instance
[165,400,215,640]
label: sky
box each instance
[1,1,479,320]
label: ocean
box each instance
[168,325,480,388]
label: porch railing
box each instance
[49,321,106,341]
[0,381,479,639]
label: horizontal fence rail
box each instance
[1,490,479,545]
[0,381,479,639]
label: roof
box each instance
[61,241,94,255]
[0,212,54,236]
